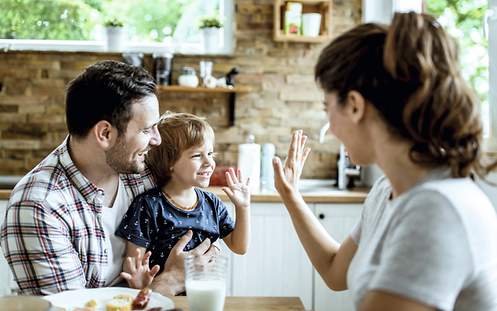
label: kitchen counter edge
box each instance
[0,187,368,203]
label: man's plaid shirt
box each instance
[0,137,154,295]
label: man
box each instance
[0,60,217,295]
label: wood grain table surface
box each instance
[171,296,306,311]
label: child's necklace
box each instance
[163,191,198,211]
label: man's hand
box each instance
[121,249,160,289]
[149,230,220,296]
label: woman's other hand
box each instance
[273,130,311,196]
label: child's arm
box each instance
[222,168,251,254]
[121,242,160,289]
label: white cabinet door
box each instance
[231,203,313,310]
[0,200,14,296]
[314,204,362,311]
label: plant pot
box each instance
[105,27,125,52]
[202,27,221,54]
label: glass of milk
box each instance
[185,254,228,311]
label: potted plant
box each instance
[104,18,125,52]
[199,17,223,54]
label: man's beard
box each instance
[105,136,144,174]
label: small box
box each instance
[284,2,302,35]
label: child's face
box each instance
[170,139,216,188]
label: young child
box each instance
[115,112,251,289]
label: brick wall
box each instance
[0,0,361,178]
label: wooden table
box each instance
[171,296,306,311]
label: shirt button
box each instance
[104,249,108,254]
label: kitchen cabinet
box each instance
[230,203,313,310]
[228,202,363,311]
[313,203,362,311]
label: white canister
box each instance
[105,26,125,51]
[302,13,322,37]
[260,143,276,193]
[237,135,261,193]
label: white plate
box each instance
[44,287,174,310]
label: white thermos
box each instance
[237,134,261,193]
[260,143,276,193]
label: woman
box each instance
[273,12,497,311]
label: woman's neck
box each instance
[375,139,430,199]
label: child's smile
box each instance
[171,139,216,189]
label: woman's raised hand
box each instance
[273,130,311,196]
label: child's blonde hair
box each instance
[146,112,215,187]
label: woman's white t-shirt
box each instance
[347,169,497,311]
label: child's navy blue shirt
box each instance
[115,187,234,271]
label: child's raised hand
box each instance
[222,167,250,208]
[121,248,160,289]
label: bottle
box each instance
[237,134,261,193]
[260,143,276,193]
[153,52,173,85]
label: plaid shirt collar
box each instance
[58,136,151,209]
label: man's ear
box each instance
[346,90,366,124]
[92,120,117,149]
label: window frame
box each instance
[0,0,235,55]
[486,0,497,151]
[363,0,497,151]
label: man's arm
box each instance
[1,201,87,295]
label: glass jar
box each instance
[178,67,199,87]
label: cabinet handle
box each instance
[318,213,325,219]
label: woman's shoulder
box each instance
[409,178,496,224]
[363,175,391,208]
[408,178,491,210]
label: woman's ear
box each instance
[346,90,366,124]
[92,120,117,149]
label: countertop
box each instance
[0,187,368,203]
[206,186,368,203]
[0,179,369,203]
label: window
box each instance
[426,0,497,151]
[363,0,496,150]
[488,0,497,150]
[0,0,234,54]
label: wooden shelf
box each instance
[158,85,251,93]
[273,0,332,43]
[157,85,252,127]
[273,34,329,43]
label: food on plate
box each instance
[85,299,98,309]
[132,287,152,309]
[106,294,134,311]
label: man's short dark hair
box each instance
[66,60,157,138]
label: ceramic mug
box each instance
[302,13,322,37]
